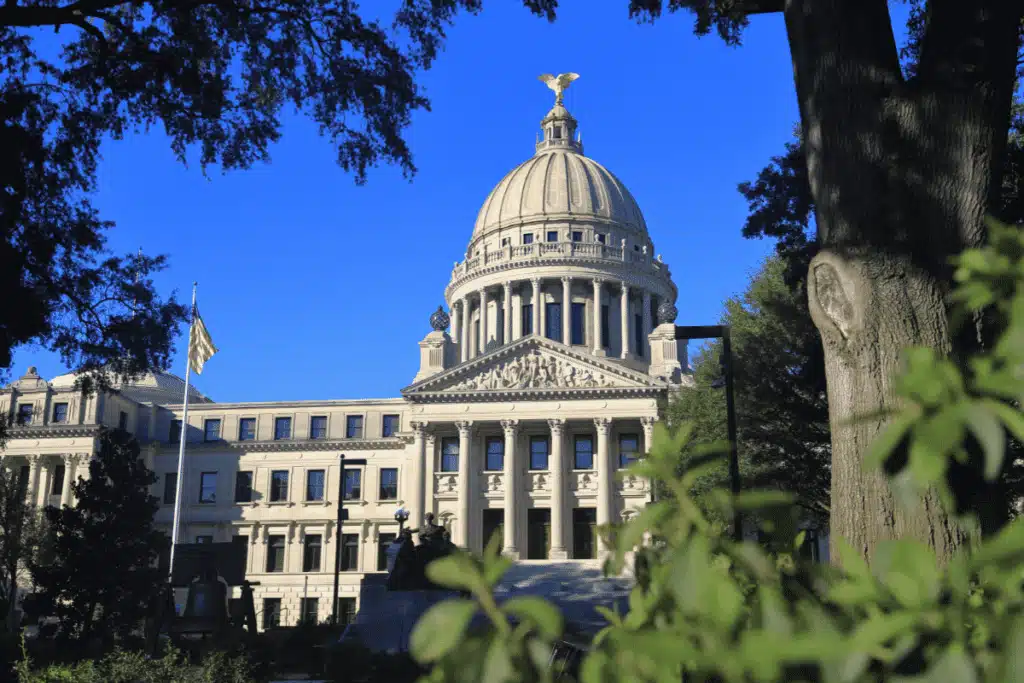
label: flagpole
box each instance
[168,282,197,581]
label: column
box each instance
[548,419,567,559]
[561,277,572,345]
[531,278,541,337]
[503,282,513,346]
[501,420,520,558]
[620,284,631,359]
[641,417,656,501]
[641,290,652,359]
[451,302,461,351]
[594,418,613,552]
[26,458,41,507]
[479,288,488,356]
[592,279,604,356]
[424,433,437,519]
[460,296,470,363]
[60,454,75,506]
[455,421,473,548]
[409,422,427,531]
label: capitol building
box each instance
[0,82,692,629]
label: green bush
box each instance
[408,220,1024,683]
[15,647,254,683]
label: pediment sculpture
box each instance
[444,350,617,392]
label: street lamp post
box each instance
[674,325,742,542]
[332,454,366,627]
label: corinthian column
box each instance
[450,301,461,354]
[503,282,513,345]
[501,419,520,558]
[548,419,567,559]
[479,288,488,356]
[594,418,613,552]
[620,284,631,359]
[641,416,656,501]
[561,277,572,345]
[26,458,41,507]
[455,421,473,548]
[409,422,427,530]
[60,454,76,507]
[460,297,470,363]
[531,278,541,337]
[641,289,652,359]
[592,279,604,356]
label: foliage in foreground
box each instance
[408,220,1024,682]
[15,647,252,683]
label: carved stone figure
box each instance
[442,350,621,392]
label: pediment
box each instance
[402,336,666,401]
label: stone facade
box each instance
[0,89,701,629]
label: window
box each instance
[310,416,327,440]
[440,438,459,472]
[619,434,640,468]
[526,508,551,560]
[15,404,32,425]
[521,304,533,335]
[232,534,249,572]
[601,304,610,348]
[552,125,562,139]
[239,418,256,441]
[262,598,282,629]
[570,302,585,345]
[118,411,129,430]
[270,470,289,502]
[196,535,213,544]
[342,470,361,500]
[544,302,562,341]
[300,597,319,625]
[51,402,68,424]
[485,437,504,471]
[199,472,217,504]
[574,436,594,470]
[303,534,322,572]
[266,535,285,572]
[522,234,534,245]
[596,233,606,244]
[572,508,597,559]
[546,230,558,242]
[50,465,65,496]
[204,418,221,441]
[336,597,357,626]
[163,473,177,505]
[169,419,182,443]
[379,468,398,500]
[571,231,583,242]
[340,534,359,571]
[346,415,363,439]
[305,469,325,501]
[377,533,397,571]
[634,244,641,252]
[501,237,509,247]
[274,417,292,440]
[382,415,400,437]
[530,436,549,471]
[634,313,644,357]
[235,471,253,502]
[482,509,504,551]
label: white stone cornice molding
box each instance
[594,417,612,436]
[501,419,520,437]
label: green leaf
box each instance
[731,490,794,511]
[409,599,478,663]
[848,612,918,652]
[580,649,612,683]
[970,518,1024,569]
[864,411,917,473]
[425,552,479,591]
[500,596,563,640]
[480,636,515,683]
[483,556,513,588]
[914,644,979,683]
[907,435,949,489]
[1002,614,1024,683]
[984,398,1024,444]
[962,400,1006,480]
[872,540,940,608]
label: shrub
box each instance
[408,219,1024,682]
[15,647,254,683]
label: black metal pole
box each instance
[331,454,346,626]
[722,328,743,542]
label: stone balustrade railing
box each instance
[434,468,644,500]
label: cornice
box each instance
[156,437,409,454]
[444,255,676,303]
[405,385,666,404]
[3,424,101,439]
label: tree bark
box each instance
[784,0,1022,566]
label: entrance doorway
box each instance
[572,508,597,559]
[481,509,504,551]
[526,509,551,560]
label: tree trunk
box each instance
[784,0,1022,566]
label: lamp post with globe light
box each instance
[331,454,366,627]
[394,506,410,534]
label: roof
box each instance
[49,369,211,404]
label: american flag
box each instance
[188,306,218,374]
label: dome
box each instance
[49,368,210,404]
[472,151,647,238]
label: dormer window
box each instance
[596,233,606,244]
[552,126,562,139]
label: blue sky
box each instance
[12,2,909,402]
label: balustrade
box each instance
[451,240,669,283]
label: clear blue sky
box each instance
[13,2,910,402]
